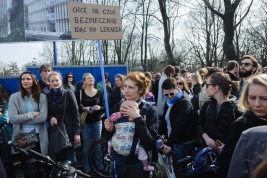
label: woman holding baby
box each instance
[104,72,158,178]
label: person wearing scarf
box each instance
[158,77,197,171]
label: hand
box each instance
[93,105,101,111]
[216,140,225,154]
[120,105,140,120]
[204,136,216,150]
[50,117,57,126]
[74,135,80,143]
[162,144,171,155]
[104,119,114,132]
[32,112,40,118]
[83,107,93,113]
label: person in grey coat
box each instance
[46,71,80,168]
[228,126,267,178]
[8,71,48,177]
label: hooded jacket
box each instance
[158,95,197,147]
[198,97,242,145]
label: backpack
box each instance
[186,147,217,174]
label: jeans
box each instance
[59,148,78,168]
[81,121,103,171]
[172,141,195,170]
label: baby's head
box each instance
[120,100,138,115]
[120,100,138,121]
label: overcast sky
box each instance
[0,42,44,68]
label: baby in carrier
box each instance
[108,100,154,171]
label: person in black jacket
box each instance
[38,64,52,94]
[47,72,80,168]
[217,74,267,178]
[104,72,158,178]
[198,72,242,153]
[158,77,197,170]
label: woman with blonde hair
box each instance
[197,68,208,82]
[47,72,80,168]
[76,73,105,175]
[218,74,267,178]
[182,73,193,99]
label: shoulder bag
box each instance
[79,90,88,128]
[48,93,72,154]
[15,103,40,148]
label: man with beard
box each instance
[238,55,258,98]
[226,60,239,81]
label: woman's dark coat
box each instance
[47,89,80,144]
[197,97,242,145]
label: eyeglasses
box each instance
[68,76,73,78]
[206,83,213,88]
[177,82,184,85]
[164,93,175,97]
[240,62,253,67]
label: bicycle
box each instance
[88,138,111,178]
[8,141,91,178]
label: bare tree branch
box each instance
[202,0,224,19]
[234,0,254,28]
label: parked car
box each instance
[59,31,71,40]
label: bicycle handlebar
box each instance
[8,141,29,156]
[8,141,91,178]
[176,155,193,166]
[28,149,56,165]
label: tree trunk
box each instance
[223,13,236,60]
[158,0,175,65]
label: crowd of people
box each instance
[0,54,267,178]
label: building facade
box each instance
[28,0,83,33]
[0,0,11,37]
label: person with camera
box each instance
[75,73,106,176]
[8,71,48,177]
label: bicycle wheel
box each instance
[89,138,111,178]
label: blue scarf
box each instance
[50,87,63,102]
[167,89,183,106]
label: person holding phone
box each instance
[75,73,106,176]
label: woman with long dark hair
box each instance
[9,71,48,177]
[63,72,76,92]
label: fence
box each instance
[0,65,128,94]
